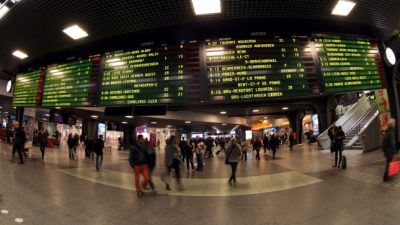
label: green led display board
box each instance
[99,42,200,106]
[206,37,316,102]
[13,70,42,106]
[314,35,384,93]
[42,59,93,106]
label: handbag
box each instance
[389,157,400,177]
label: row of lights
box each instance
[8,0,356,60]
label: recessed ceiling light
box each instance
[0,106,2,109]
[125,115,134,118]
[12,50,28,59]
[63,24,89,40]
[185,121,191,124]
[252,109,260,113]
[121,121,128,124]
[150,121,157,124]
[44,113,50,117]
[220,111,227,115]
[264,116,268,119]
[13,107,16,109]
[331,0,356,16]
[90,115,98,118]
[221,123,227,126]
[282,107,289,110]
[55,107,61,109]
[42,118,47,121]
[191,0,221,15]
[166,125,172,128]
[0,5,10,20]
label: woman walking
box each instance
[185,138,195,171]
[67,134,75,160]
[382,119,396,182]
[161,135,182,191]
[333,126,345,167]
[269,134,279,160]
[225,138,241,184]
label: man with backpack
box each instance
[129,135,149,197]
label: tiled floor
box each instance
[0,142,399,225]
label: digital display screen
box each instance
[13,70,42,106]
[42,58,95,106]
[314,35,384,93]
[206,37,317,102]
[99,41,200,106]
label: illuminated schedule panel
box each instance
[315,35,384,93]
[13,70,43,106]
[206,37,316,102]
[42,58,94,106]
[100,42,200,105]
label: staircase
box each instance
[343,103,378,150]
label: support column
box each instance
[82,119,98,139]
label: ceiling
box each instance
[0,0,400,79]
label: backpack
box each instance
[341,155,347,169]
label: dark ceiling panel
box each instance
[0,0,399,76]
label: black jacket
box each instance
[94,139,104,154]
[129,143,147,167]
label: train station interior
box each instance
[1,0,400,224]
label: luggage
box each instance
[341,155,347,169]
[389,160,400,177]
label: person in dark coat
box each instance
[184,138,195,171]
[253,136,262,160]
[129,135,149,196]
[179,138,186,162]
[11,126,26,164]
[94,135,104,170]
[146,141,156,191]
[38,128,48,160]
[269,134,279,160]
[67,134,75,160]
[333,126,345,168]
[263,135,269,153]
[382,119,397,182]
[328,125,337,154]
[289,132,295,151]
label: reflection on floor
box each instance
[59,167,322,196]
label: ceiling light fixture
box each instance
[221,123,227,126]
[282,107,289,110]
[150,121,157,124]
[0,5,10,20]
[252,109,260,113]
[220,111,227,115]
[191,0,221,15]
[331,0,356,16]
[121,121,128,124]
[90,115,98,119]
[125,115,134,119]
[12,50,28,59]
[44,113,50,117]
[264,117,268,119]
[185,121,191,124]
[55,107,61,109]
[63,24,89,40]
[166,125,172,128]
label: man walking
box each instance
[11,125,26,164]
[94,135,104,170]
[38,128,48,160]
[129,135,149,197]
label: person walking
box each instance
[179,138,187,162]
[263,135,269,153]
[269,133,279,160]
[73,133,79,153]
[94,135,104,171]
[382,119,397,182]
[67,134,75,160]
[38,128,48,160]
[240,139,250,161]
[225,138,241,184]
[289,132,295,151]
[161,135,182,190]
[328,125,337,154]
[204,137,214,159]
[216,138,225,155]
[253,136,262,160]
[129,135,149,197]
[146,141,156,191]
[10,125,26,164]
[333,126,345,168]
[185,138,195,171]
[195,138,205,171]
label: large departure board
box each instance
[99,41,200,106]
[314,35,384,93]
[42,58,97,107]
[206,37,317,102]
[13,69,43,106]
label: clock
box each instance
[384,47,396,66]
[6,80,12,93]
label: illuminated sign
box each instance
[314,35,384,93]
[13,69,43,106]
[206,37,317,102]
[99,42,200,106]
[42,57,99,107]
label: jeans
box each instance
[334,149,342,166]
[255,149,260,160]
[134,164,149,193]
[39,144,46,159]
[196,153,203,170]
[186,155,195,170]
[161,159,181,186]
[69,147,74,160]
[229,162,238,182]
[384,153,393,180]
[12,144,24,163]
[96,153,103,170]
[205,148,213,158]
[240,151,247,161]
[271,146,277,159]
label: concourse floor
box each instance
[0,142,399,225]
